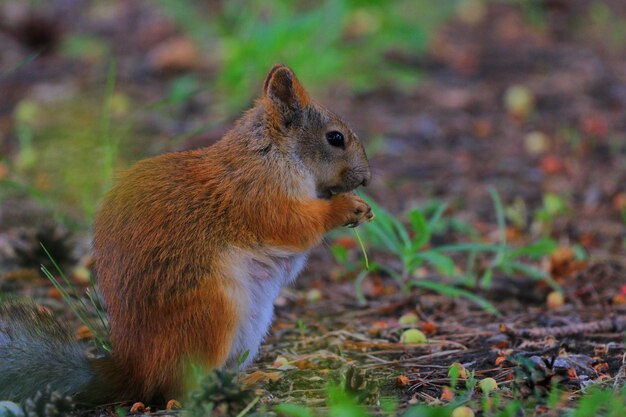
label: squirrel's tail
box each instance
[0,301,123,404]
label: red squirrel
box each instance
[0,64,372,404]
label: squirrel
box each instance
[0,64,372,405]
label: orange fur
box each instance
[92,65,371,403]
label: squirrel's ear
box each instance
[263,64,310,112]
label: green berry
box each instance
[400,329,426,344]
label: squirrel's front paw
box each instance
[331,193,373,228]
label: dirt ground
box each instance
[1,1,625,416]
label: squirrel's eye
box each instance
[326,131,345,148]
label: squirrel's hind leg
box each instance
[109,278,240,402]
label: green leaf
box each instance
[503,238,557,261]
[327,385,369,417]
[488,187,507,265]
[427,201,448,230]
[480,267,493,289]
[408,208,431,253]
[365,219,402,256]
[331,244,349,264]
[361,197,404,255]
[436,243,501,252]
[416,251,455,276]
[408,280,500,316]
[507,262,561,292]
[354,268,371,305]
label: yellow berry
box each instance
[451,406,475,417]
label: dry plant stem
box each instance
[353,228,369,270]
[500,315,626,338]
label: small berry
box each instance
[479,377,498,394]
[547,291,565,309]
[398,312,418,326]
[451,406,475,417]
[400,329,427,344]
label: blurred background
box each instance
[0,0,624,270]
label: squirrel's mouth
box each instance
[317,185,348,200]
[317,188,334,200]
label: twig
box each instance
[361,349,467,369]
[500,315,626,338]
[235,396,260,417]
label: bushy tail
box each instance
[0,301,97,402]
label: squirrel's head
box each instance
[261,64,371,199]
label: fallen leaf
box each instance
[472,119,493,138]
[396,374,410,387]
[369,320,389,336]
[612,294,626,304]
[540,155,565,174]
[441,386,455,402]
[580,114,609,138]
[593,362,609,372]
[76,324,93,340]
[243,371,282,385]
[47,287,62,300]
[549,247,587,280]
[421,321,437,336]
[613,193,626,213]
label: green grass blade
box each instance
[354,269,371,305]
[415,250,456,276]
[408,280,500,316]
[488,187,507,266]
[40,244,111,350]
[503,238,557,261]
[507,261,562,292]
[427,201,448,230]
[435,243,502,252]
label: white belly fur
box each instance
[225,248,308,368]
